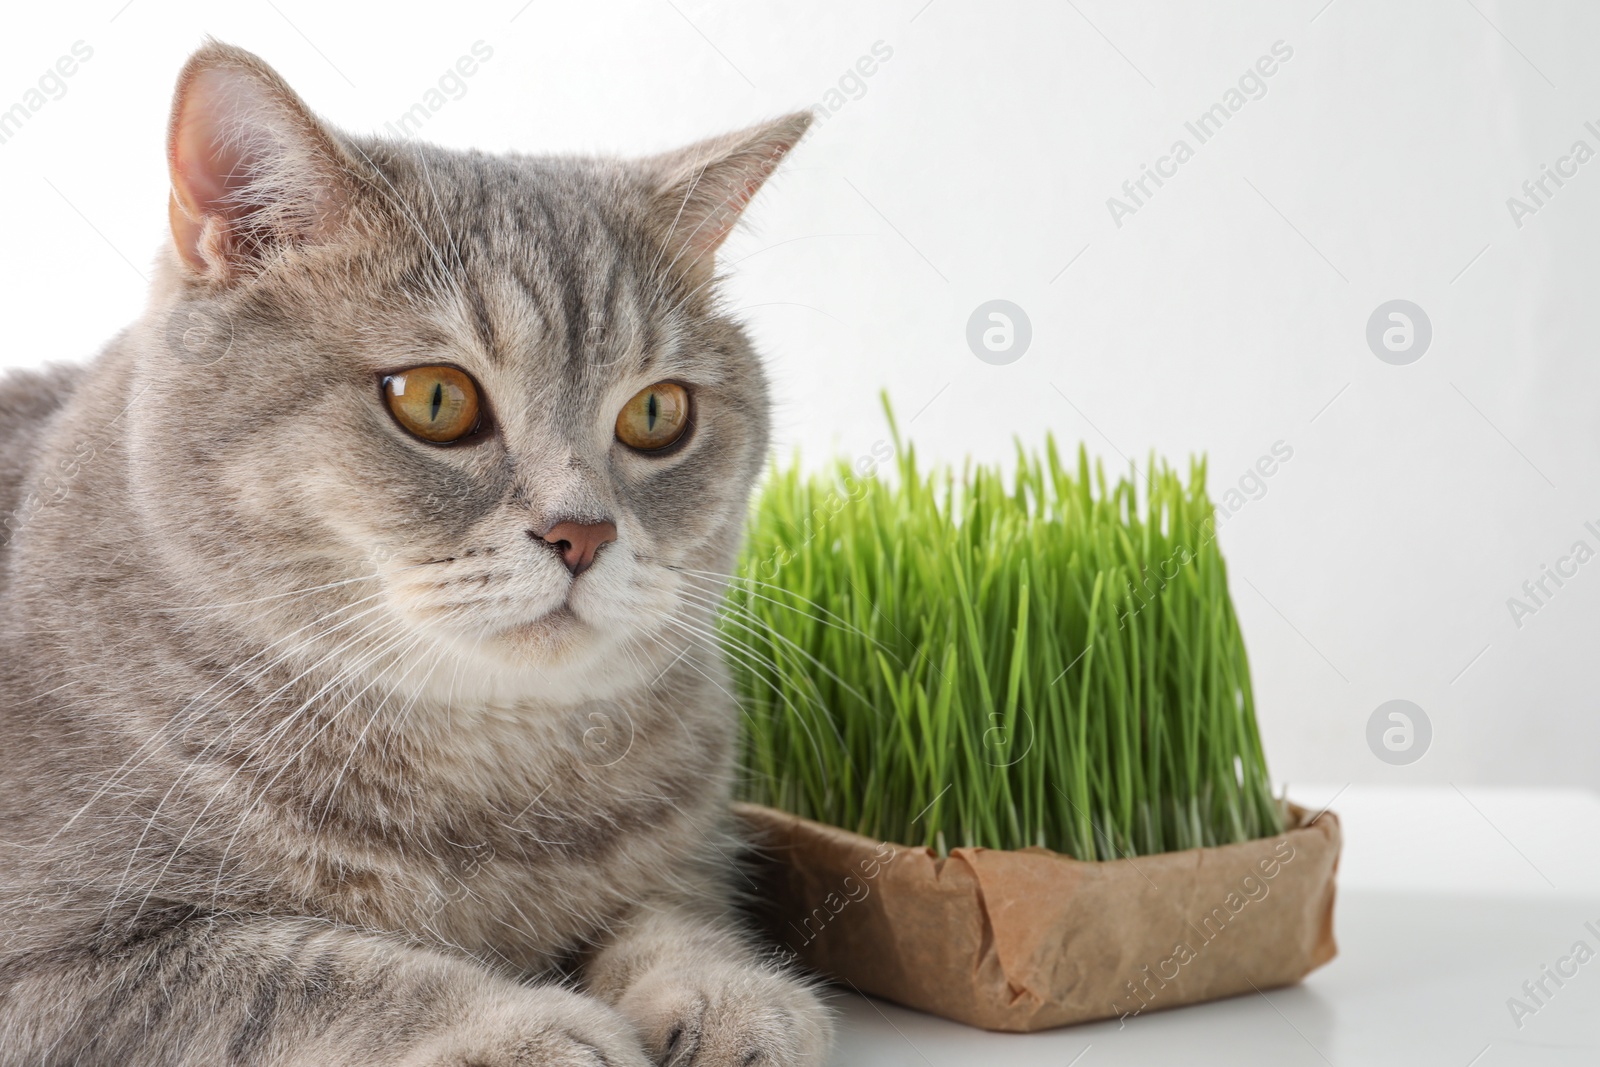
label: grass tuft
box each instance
[726,396,1284,859]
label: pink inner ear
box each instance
[169,68,260,273]
[682,152,787,262]
[660,116,810,275]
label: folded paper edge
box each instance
[733,801,1342,1032]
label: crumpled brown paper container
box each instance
[734,802,1340,1032]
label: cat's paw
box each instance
[403,986,651,1067]
[614,961,832,1067]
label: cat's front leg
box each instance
[0,912,650,1067]
[584,903,833,1067]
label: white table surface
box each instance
[825,785,1600,1066]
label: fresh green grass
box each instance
[721,398,1284,860]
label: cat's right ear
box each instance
[167,42,357,281]
[643,112,812,289]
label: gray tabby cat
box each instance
[0,42,830,1067]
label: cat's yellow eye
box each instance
[383,366,482,444]
[615,382,691,452]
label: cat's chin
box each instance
[485,604,659,682]
[493,605,589,659]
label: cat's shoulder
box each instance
[0,360,88,567]
[0,360,85,423]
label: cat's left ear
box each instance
[644,111,812,288]
[167,41,359,281]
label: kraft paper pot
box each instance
[733,802,1340,1032]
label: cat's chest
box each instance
[291,701,732,966]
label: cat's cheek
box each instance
[612,439,746,551]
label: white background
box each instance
[2,0,1597,793]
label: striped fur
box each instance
[0,43,827,1067]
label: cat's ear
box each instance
[645,112,812,287]
[166,42,358,281]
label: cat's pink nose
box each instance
[536,520,617,576]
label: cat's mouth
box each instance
[496,603,586,651]
[532,603,578,626]
[484,601,618,668]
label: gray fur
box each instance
[0,43,826,1067]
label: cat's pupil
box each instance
[647,392,658,430]
[430,382,443,422]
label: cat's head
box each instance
[129,42,808,704]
